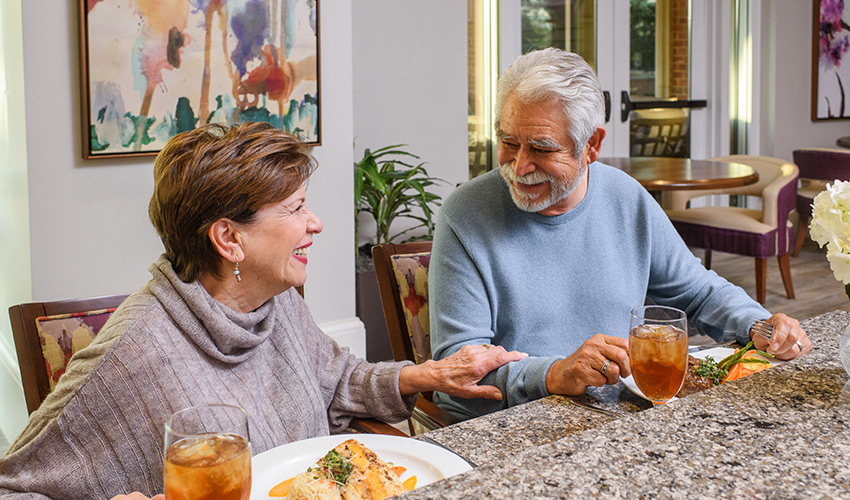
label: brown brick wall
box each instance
[670,0,689,98]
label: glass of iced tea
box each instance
[629,305,688,405]
[163,404,251,500]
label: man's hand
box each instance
[751,313,810,360]
[398,344,528,400]
[110,494,164,500]
[545,334,630,396]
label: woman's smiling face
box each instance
[238,186,323,296]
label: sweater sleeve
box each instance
[0,490,54,499]
[284,293,416,432]
[429,212,561,420]
[642,191,770,344]
[0,329,169,500]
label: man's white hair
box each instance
[495,48,605,158]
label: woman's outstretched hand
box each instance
[398,344,528,400]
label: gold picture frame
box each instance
[79,0,321,158]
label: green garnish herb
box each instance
[692,341,771,385]
[318,449,353,485]
[693,355,728,385]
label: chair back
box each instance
[665,155,799,230]
[372,242,461,431]
[792,148,850,182]
[630,116,689,157]
[9,293,129,414]
[371,242,433,366]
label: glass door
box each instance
[468,0,719,176]
[621,0,704,158]
[515,0,706,159]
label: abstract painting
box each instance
[813,0,850,120]
[80,0,320,158]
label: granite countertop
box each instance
[408,310,850,498]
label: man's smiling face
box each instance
[496,94,589,216]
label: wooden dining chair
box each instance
[9,293,130,414]
[630,115,689,158]
[9,292,406,436]
[372,242,460,434]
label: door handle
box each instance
[603,91,611,123]
[620,91,707,122]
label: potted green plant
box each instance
[354,144,447,361]
[354,144,446,267]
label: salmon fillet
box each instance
[332,439,406,500]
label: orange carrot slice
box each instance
[725,352,772,382]
[392,466,407,477]
[268,476,295,497]
[403,476,417,491]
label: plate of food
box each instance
[621,342,783,403]
[250,434,472,500]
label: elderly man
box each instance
[429,48,810,420]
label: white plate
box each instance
[250,434,473,499]
[621,347,782,402]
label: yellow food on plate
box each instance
[284,474,342,500]
[402,476,416,491]
[269,439,413,500]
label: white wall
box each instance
[0,0,360,443]
[759,0,850,161]
[352,0,469,245]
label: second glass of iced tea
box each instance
[163,404,251,500]
[629,305,688,405]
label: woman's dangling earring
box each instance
[234,259,242,283]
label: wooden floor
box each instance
[691,237,850,321]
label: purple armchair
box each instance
[664,155,799,305]
[792,148,850,257]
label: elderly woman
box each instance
[0,122,525,500]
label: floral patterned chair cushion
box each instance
[36,308,117,390]
[390,252,431,365]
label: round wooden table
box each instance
[836,136,850,149]
[599,157,759,191]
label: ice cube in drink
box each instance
[629,323,687,403]
[164,433,251,500]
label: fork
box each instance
[568,397,626,418]
[418,435,479,468]
[750,320,775,341]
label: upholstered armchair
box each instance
[664,155,799,304]
[791,148,850,257]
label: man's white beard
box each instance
[499,162,586,212]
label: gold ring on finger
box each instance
[600,359,611,375]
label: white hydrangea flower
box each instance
[827,246,850,284]
[810,180,850,284]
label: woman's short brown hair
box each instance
[149,122,317,282]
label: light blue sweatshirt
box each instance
[429,164,770,419]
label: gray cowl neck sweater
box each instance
[0,256,414,500]
[149,255,277,363]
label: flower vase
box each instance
[842,322,850,375]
